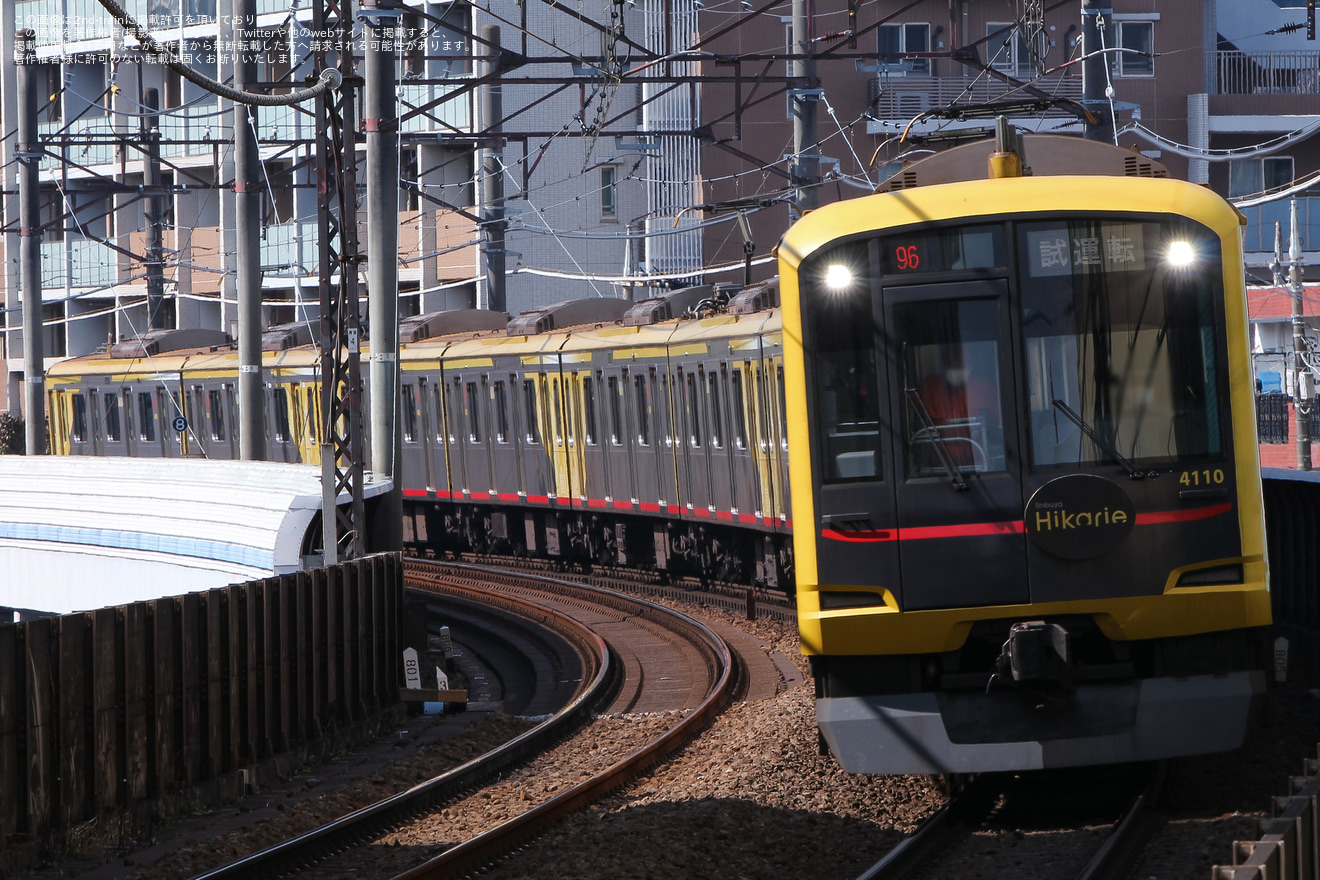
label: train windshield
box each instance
[1018,218,1226,469]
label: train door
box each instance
[705,362,734,518]
[415,375,437,491]
[677,365,713,514]
[157,388,178,457]
[464,376,495,497]
[728,364,760,521]
[432,380,453,498]
[562,370,589,505]
[605,370,633,505]
[580,370,609,505]
[447,375,468,497]
[881,281,1028,609]
[400,378,427,489]
[488,376,518,500]
[102,389,127,456]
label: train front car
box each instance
[781,164,1270,774]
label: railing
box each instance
[868,72,1084,120]
[1238,197,1320,253]
[1216,49,1320,95]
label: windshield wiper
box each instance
[906,388,969,491]
[1051,399,1148,479]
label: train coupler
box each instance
[991,621,1073,690]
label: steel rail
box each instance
[390,560,737,879]
[188,575,610,880]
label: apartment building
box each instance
[697,0,1320,281]
[0,0,668,412]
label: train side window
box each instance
[583,377,598,446]
[448,379,463,444]
[552,378,563,446]
[272,388,291,443]
[523,379,541,444]
[493,381,510,443]
[777,365,788,451]
[104,392,122,441]
[138,392,156,442]
[466,382,482,443]
[634,374,650,446]
[709,371,724,449]
[608,375,623,446]
[731,369,748,450]
[72,394,88,442]
[658,371,672,447]
[210,389,227,440]
[401,384,418,442]
[686,372,702,447]
[432,385,445,443]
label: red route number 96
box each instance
[894,245,920,270]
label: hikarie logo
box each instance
[1025,475,1135,560]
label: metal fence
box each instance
[0,552,402,853]
[1216,50,1320,95]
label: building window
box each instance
[878,23,930,74]
[601,166,618,220]
[987,22,1033,77]
[1230,156,1293,198]
[1115,21,1154,77]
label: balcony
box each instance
[868,72,1084,123]
[1215,50,1320,95]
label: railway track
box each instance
[185,560,733,880]
[857,763,1166,880]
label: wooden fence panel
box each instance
[150,598,178,797]
[91,608,119,813]
[0,625,20,841]
[56,614,90,829]
[178,593,202,785]
[26,618,55,835]
[123,604,149,805]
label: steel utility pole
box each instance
[1081,0,1114,143]
[365,0,403,551]
[143,87,168,330]
[790,0,819,217]
[479,25,507,313]
[234,0,265,460]
[16,29,46,455]
[316,0,366,563]
[1290,199,1312,470]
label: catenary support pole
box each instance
[479,25,506,313]
[791,0,819,218]
[365,2,403,550]
[1081,0,1114,143]
[235,0,265,459]
[16,30,46,455]
[1291,199,1312,470]
[143,87,169,330]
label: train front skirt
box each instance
[817,670,1266,774]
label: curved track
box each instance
[186,560,734,880]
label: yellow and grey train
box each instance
[45,284,795,589]
[780,135,1271,773]
[45,132,1271,774]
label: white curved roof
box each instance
[0,457,390,614]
